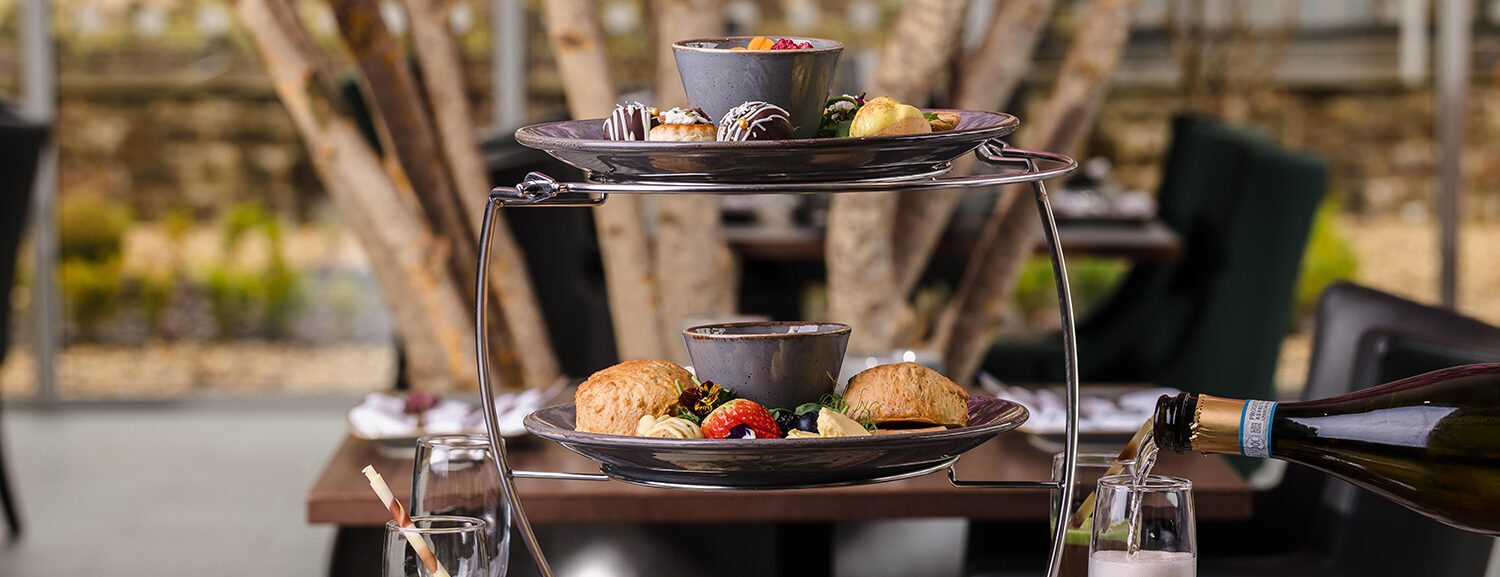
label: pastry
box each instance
[575,360,693,436]
[603,102,658,141]
[648,107,716,142]
[717,101,795,141]
[849,96,932,137]
[843,362,969,427]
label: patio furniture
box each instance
[0,102,48,539]
[1197,282,1500,576]
[982,115,1328,475]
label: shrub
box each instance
[136,271,176,336]
[59,193,131,263]
[60,257,122,340]
[260,255,303,338]
[1293,198,1359,325]
[219,202,275,250]
[1012,256,1129,331]
[203,266,255,338]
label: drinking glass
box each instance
[1051,453,1138,577]
[1090,475,1196,577]
[384,515,489,577]
[413,434,509,577]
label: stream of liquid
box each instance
[1125,429,1160,557]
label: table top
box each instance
[722,219,1183,262]
[308,432,1250,526]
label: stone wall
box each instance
[1089,86,1500,223]
[48,70,1500,224]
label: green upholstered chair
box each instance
[983,115,1328,473]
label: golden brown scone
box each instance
[843,362,970,427]
[575,360,692,436]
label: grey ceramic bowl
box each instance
[672,37,843,139]
[683,321,851,410]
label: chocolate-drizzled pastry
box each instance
[648,107,717,142]
[603,102,658,141]
[717,101,795,141]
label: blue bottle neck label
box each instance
[1239,400,1277,458]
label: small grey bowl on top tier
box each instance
[672,37,843,139]
[683,321,851,410]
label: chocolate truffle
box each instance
[717,101,795,142]
[603,102,658,141]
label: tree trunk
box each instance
[328,0,529,389]
[402,0,562,387]
[892,0,1056,298]
[542,0,666,361]
[236,0,479,391]
[827,0,971,353]
[650,0,733,364]
[936,0,1142,385]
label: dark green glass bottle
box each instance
[1154,363,1500,535]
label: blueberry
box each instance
[775,412,799,433]
[726,424,758,439]
[796,412,819,432]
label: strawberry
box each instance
[701,399,782,439]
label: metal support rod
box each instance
[491,0,526,130]
[1436,0,1469,309]
[946,466,1060,489]
[475,197,558,577]
[21,0,58,403]
[1026,157,1080,577]
[512,470,611,481]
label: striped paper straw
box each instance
[362,465,454,577]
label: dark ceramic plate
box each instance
[513,109,1019,184]
[523,396,1028,490]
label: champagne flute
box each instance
[385,515,489,577]
[1052,453,1138,577]
[413,434,510,577]
[1090,475,1196,577]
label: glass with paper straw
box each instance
[365,465,489,577]
[385,516,490,577]
[414,434,510,577]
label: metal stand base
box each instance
[472,139,1080,577]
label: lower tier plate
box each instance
[523,396,1028,490]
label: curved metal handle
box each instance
[474,195,559,577]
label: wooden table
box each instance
[308,433,1249,526]
[722,219,1184,263]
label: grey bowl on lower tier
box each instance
[683,321,850,410]
[672,36,843,139]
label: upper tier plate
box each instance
[524,395,1028,490]
[514,109,1019,184]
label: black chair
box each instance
[0,102,48,539]
[1197,282,1500,577]
[984,115,1327,477]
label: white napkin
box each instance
[980,372,1178,433]
[350,380,564,439]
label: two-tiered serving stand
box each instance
[469,113,1086,577]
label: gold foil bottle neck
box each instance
[1191,394,1247,455]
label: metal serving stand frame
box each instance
[471,140,1084,577]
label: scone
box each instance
[574,360,692,436]
[843,362,969,427]
[647,107,716,142]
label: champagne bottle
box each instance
[1153,363,1500,535]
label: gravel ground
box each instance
[1,342,394,399]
